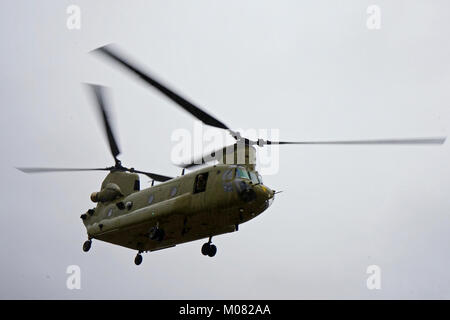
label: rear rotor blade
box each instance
[262,137,446,145]
[93,44,229,130]
[16,167,111,174]
[17,167,173,182]
[85,84,121,163]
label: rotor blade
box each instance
[263,137,446,145]
[17,166,173,182]
[85,83,121,162]
[129,169,173,182]
[179,144,237,169]
[16,167,111,174]
[93,44,229,130]
[179,152,215,169]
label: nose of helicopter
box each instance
[260,184,274,200]
[254,184,275,209]
[236,180,275,210]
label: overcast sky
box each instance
[1,0,449,299]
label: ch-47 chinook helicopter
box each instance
[18,44,446,265]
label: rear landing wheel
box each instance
[82,240,91,252]
[134,253,143,266]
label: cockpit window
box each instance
[236,167,250,180]
[249,171,260,184]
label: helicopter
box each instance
[17,44,446,265]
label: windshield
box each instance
[249,171,260,184]
[236,167,250,180]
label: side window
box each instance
[170,186,178,197]
[222,169,234,181]
[148,194,154,204]
[134,179,140,191]
[194,172,209,193]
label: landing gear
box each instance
[149,226,165,242]
[201,243,210,256]
[201,237,217,257]
[134,252,143,265]
[82,240,92,252]
[207,244,217,257]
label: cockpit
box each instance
[220,165,273,210]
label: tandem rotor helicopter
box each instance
[18,45,446,265]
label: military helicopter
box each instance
[17,44,446,265]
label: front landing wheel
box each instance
[134,253,143,266]
[82,240,91,252]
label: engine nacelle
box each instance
[90,183,123,203]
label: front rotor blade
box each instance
[179,150,218,169]
[16,167,111,174]
[179,144,237,169]
[263,137,446,145]
[93,44,229,130]
[85,84,121,162]
[130,169,173,182]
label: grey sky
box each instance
[1,0,449,299]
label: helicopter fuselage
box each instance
[82,164,274,252]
